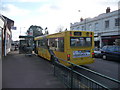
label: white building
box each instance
[0,14,4,90]
[0,15,4,60]
[0,14,14,90]
[70,8,120,48]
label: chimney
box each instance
[106,7,110,13]
[80,17,83,22]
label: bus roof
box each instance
[34,30,94,40]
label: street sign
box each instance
[11,26,17,30]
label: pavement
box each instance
[2,51,66,88]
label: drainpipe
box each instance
[98,33,102,48]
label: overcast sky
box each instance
[0,0,119,41]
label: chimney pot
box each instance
[106,7,110,13]
[80,17,83,22]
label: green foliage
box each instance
[27,25,43,37]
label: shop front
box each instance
[0,16,4,60]
[102,35,120,46]
[0,15,4,90]
[94,35,120,49]
[0,28,2,60]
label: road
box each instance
[79,58,120,88]
[84,58,120,80]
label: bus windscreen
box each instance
[70,37,92,47]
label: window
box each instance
[89,24,92,31]
[102,46,107,51]
[70,37,92,47]
[113,46,120,52]
[48,38,64,52]
[105,20,109,28]
[115,18,120,26]
[76,27,80,30]
[74,32,81,36]
[118,46,120,52]
[95,23,98,31]
[58,38,64,52]
[36,41,38,47]
[108,46,114,52]
[38,40,46,48]
[72,28,75,30]
[48,38,57,48]
[82,26,84,30]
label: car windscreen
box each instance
[102,46,120,52]
[114,46,120,52]
[70,37,92,47]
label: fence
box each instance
[53,56,120,89]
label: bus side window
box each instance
[38,40,46,48]
[58,38,64,52]
[52,42,55,47]
[49,38,56,51]
[38,40,41,47]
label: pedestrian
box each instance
[14,44,17,51]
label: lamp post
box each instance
[78,10,86,31]
[20,27,25,35]
[98,33,102,48]
[84,19,86,30]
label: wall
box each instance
[70,10,120,47]
[0,16,4,90]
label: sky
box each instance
[0,0,119,41]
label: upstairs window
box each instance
[76,27,80,30]
[95,23,98,31]
[115,18,120,26]
[89,24,92,31]
[81,26,84,30]
[105,20,109,29]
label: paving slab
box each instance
[2,51,65,88]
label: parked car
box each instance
[94,48,102,58]
[101,45,120,61]
[11,43,15,51]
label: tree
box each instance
[65,28,67,31]
[27,25,43,37]
[56,25,64,33]
[44,27,49,35]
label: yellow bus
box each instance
[34,30,94,66]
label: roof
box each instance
[2,15,14,30]
[19,35,34,38]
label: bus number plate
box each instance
[73,50,90,58]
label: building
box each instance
[0,14,14,58]
[0,14,14,90]
[0,15,5,90]
[0,15,5,60]
[2,15,14,56]
[70,8,120,48]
